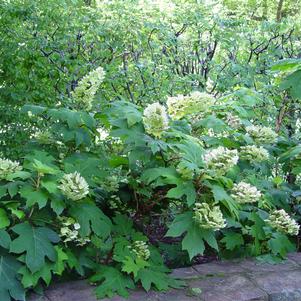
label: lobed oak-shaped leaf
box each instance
[10,222,60,273]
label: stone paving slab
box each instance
[30,252,301,301]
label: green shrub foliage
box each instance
[1,0,301,300]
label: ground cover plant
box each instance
[1,0,301,300]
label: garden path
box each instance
[30,252,301,301]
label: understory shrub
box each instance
[1,57,301,300]
[1,1,301,300]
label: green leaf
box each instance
[268,233,296,258]
[53,246,68,275]
[0,251,25,301]
[32,159,58,174]
[41,180,58,194]
[19,185,48,209]
[0,186,6,199]
[69,202,111,238]
[141,167,179,185]
[280,70,301,99]
[279,145,301,162]
[166,181,196,206]
[165,212,193,237]
[0,209,10,229]
[90,266,135,299]
[0,229,11,249]
[7,182,19,198]
[221,232,244,250]
[122,256,150,277]
[271,59,301,71]
[10,222,60,273]
[136,267,184,291]
[19,263,52,288]
[182,224,205,260]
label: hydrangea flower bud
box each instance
[71,66,105,111]
[231,181,261,204]
[203,146,239,175]
[246,125,277,144]
[265,209,299,236]
[240,145,269,162]
[225,113,241,129]
[167,91,215,120]
[143,102,169,138]
[129,241,150,260]
[59,171,89,201]
[176,161,194,180]
[0,158,22,180]
[193,202,226,231]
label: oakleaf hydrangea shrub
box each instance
[2,63,301,301]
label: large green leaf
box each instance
[90,266,135,299]
[10,223,60,273]
[69,202,112,238]
[0,251,25,301]
[136,267,184,291]
[182,224,218,260]
[165,212,193,237]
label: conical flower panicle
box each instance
[167,91,215,120]
[266,209,300,236]
[0,158,22,179]
[203,146,238,175]
[231,181,261,204]
[59,171,89,201]
[240,145,269,162]
[193,202,226,231]
[246,125,277,144]
[143,102,169,138]
[71,66,105,111]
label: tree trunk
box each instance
[276,0,284,22]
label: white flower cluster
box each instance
[59,217,90,246]
[203,146,239,175]
[246,125,277,144]
[239,145,269,162]
[33,130,53,145]
[193,202,226,231]
[225,113,241,129]
[143,102,169,138]
[265,209,300,236]
[129,241,150,260]
[231,182,261,204]
[71,66,105,111]
[59,172,89,201]
[0,158,22,180]
[167,91,215,120]
[101,175,120,193]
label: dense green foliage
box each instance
[1,0,301,300]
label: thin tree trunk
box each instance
[276,0,284,22]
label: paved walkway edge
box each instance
[30,252,301,301]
